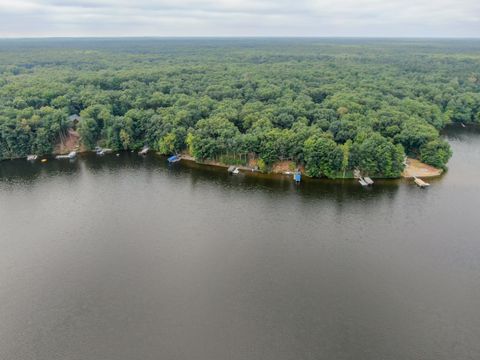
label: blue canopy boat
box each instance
[168,155,181,163]
[294,171,301,183]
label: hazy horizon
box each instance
[0,0,479,38]
[1,36,480,39]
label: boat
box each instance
[96,147,113,156]
[138,147,149,155]
[56,151,77,160]
[41,158,48,163]
[461,123,466,128]
[227,165,236,174]
[294,171,301,183]
[232,167,240,175]
[27,155,38,161]
[167,155,181,163]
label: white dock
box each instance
[364,177,374,185]
[359,178,368,186]
[414,177,430,188]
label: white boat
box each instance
[96,147,112,156]
[27,155,38,161]
[232,167,240,175]
[139,147,149,155]
[56,151,77,160]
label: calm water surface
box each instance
[1,127,480,360]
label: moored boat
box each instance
[294,171,301,183]
[167,155,181,163]
[139,147,149,155]
[56,151,77,160]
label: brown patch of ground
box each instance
[180,153,306,175]
[54,129,81,154]
[247,157,258,169]
[402,158,442,178]
[271,160,297,174]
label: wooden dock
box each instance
[414,177,430,188]
[354,170,373,186]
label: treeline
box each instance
[1,39,479,177]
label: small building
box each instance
[68,114,82,129]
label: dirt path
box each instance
[54,129,81,154]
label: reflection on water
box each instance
[0,127,480,360]
[0,151,402,204]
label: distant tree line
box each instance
[1,39,478,177]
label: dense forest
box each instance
[1,38,479,178]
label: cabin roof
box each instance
[68,114,81,122]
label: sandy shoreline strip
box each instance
[402,158,443,178]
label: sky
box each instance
[0,0,479,38]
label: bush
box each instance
[420,140,452,169]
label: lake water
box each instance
[1,127,480,360]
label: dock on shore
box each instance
[364,177,374,185]
[414,177,430,188]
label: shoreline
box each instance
[178,154,443,180]
[2,150,444,180]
